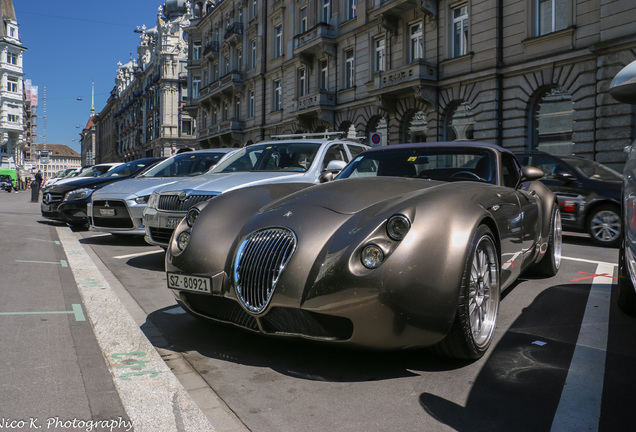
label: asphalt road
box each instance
[77,217,633,431]
[3,189,635,432]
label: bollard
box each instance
[31,181,40,203]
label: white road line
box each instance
[113,250,162,260]
[56,227,215,432]
[550,262,613,432]
[561,255,617,267]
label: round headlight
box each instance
[387,215,411,241]
[361,244,384,269]
[176,231,191,251]
[186,207,200,227]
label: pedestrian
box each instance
[34,170,43,187]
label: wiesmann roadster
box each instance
[165,142,561,360]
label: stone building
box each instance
[94,1,196,163]
[0,0,26,169]
[184,0,636,170]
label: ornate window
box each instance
[410,23,423,62]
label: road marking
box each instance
[55,227,214,431]
[0,303,86,322]
[26,237,60,245]
[561,255,617,267]
[15,259,68,267]
[550,262,612,432]
[113,250,162,259]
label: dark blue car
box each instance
[41,157,164,228]
[516,152,622,247]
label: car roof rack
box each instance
[271,132,364,142]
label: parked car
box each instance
[610,58,636,315]
[43,168,79,188]
[88,148,236,237]
[144,134,369,248]
[165,142,560,360]
[515,152,622,247]
[40,157,163,228]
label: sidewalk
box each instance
[0,191,216,431]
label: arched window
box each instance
[402,110,427,143]
[531,87,573,155]
[445,102,475,141]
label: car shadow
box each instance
[143,304,473,383]
[78,233,150,247]
[418,283,594,432]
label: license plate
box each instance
[99,208,116,216]
[167,272,211,294]
[165,217,182,228]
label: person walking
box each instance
[34,170,43,187]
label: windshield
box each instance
[140,152,225,178]
[338,147,497,184]
[563,157,623,181]
[77,165,114,177]
[211,142,322,173]
[102,160,157,178]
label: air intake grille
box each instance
[234,227,296,314]
[157,194,216,212]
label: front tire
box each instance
[532,203,562,277]
[587,204,621,248]
[434,225,500,360]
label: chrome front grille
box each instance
[157,193,216,212]
[234,227,297,314]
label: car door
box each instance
[321,144,349,171]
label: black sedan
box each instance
[516,152,622,247]
[41,157,164,228]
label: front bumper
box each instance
[143,207,186,247]
[89,199,146,235]
[41,199,89,225]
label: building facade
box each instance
[183,0,636,170]
[0,0,26,170]
[94,1,197,163]
[30,144,81,180]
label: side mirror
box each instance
[552,169,576,182]
[319,171,334,183]
[325,160,347,172]
[520,166,544,182]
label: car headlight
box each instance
[135,195,150,205]
[186,207,200,227]
[361,244,384,269]
[147,192,159,209]
[63,188,94,202]
[176,231,191,251]
[386,215,411,241]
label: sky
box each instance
[17,1,168,154]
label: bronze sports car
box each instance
[166,142,561,360]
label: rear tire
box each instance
[433,225,500,360]
[587,204,621,248]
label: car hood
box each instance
[261,177,454,215]
[92,177,184,199]
[44,176,129,193]
[154,171,312,195]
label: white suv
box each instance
[143,133,369,248]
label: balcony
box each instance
[198,120,244,141]
[293,23,336,62]
[224,23,243,45]
[294,91,336,129]
[370,0,437,33]
[203,40,220,59]
[368,60,438,109]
